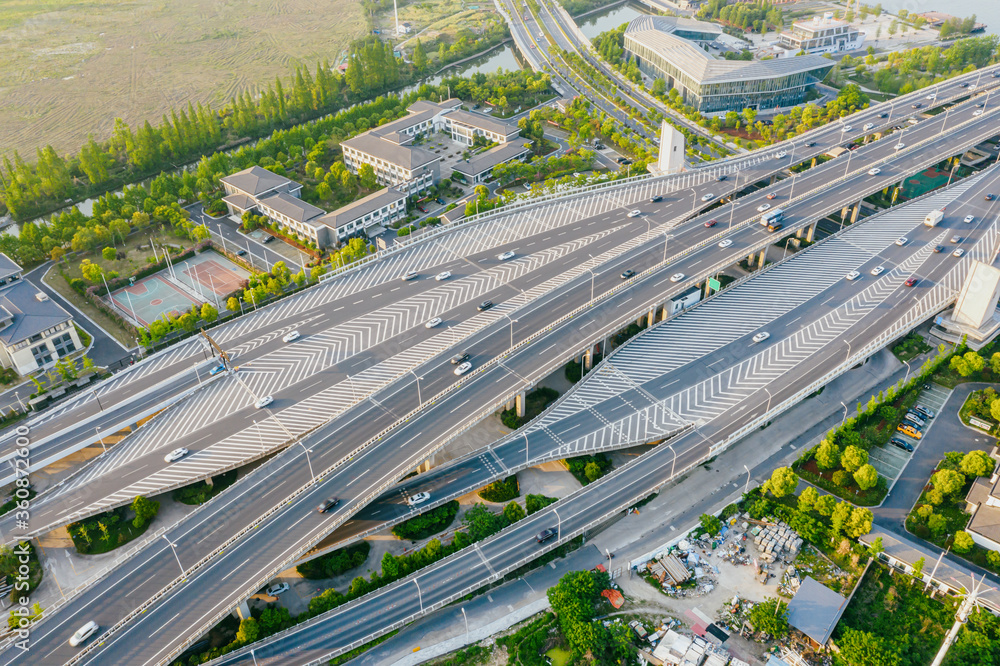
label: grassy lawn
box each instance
[959,388,999,434]
[67,504,155,555]
[892,331,932,363]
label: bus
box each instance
[759,208,784,227]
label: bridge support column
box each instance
[647,306,656,328]
[516,391,526,418]
[421,459,432,473]
[660,304,669,322]
[840,206,850,223]
[810,157,817,168]
[805,223,817,243]
[234,600,252,621]
[505,398,515,411]
[204,475,214,487]
[636,316,645,328]
[796,226,804,239]
[704,280,713,298]
[757,247,767,268]
[746,252,755,268]
[851,201,862,225]
[583,348,593,371]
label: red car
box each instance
[905,277,917,287]
[704,219,717,228]
[766,192,777,200]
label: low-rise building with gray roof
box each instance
[316,187,407,244]
[451,138,531,184]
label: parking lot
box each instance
[868,383,952,482]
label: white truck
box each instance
[924,209,944,227]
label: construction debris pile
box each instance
[750,521,803,564]
[650,629,748,666]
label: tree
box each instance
[584,461,602,482]
[79,259,103,284]
[990,352,1000,375]
[932,468,966,496]
[200,303,218,323]
[831,501,853,536]
[844,507,873,538]
[503,501,526,524]
[462,503,507,542]
[833,470,852,487]
[964,351,985,374]
[102,246,117,261]
[358,163,377,190]
[413,39,427,72]
[380,551,400,579]
[951,355,973,376]
[131,495,160,528]
[700,513,722,536]
[841,445,868,473]
[748,598,789,637]
[928,513,948,538]
[798,486,819,513]
[226,296,240,312]
[766,467,798,498]
[961,450,995,477]
[953,530,975,554]
[866,536,884,559]
[837,628,901,666]
[814,494,836,516]
[815,440,841,470]
[854,464,879,491]
[236,617,260,644]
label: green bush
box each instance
[479,476,519,503]
[172,470,238,505]
[525,494,558,515]
[391,501,459,540]
[832,470,851,487]
[296,542,370,579]
[565,454,612,485]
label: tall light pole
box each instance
[841,401,848,427]
[414,579,423,612]
[554,508,561,540]
[728,173,740,229]
[96,427,106,453]
[163,536,184,575]
[346,374,358,401]
[503,314,518,349]
[297,441,315,481]
[461,607,470,642]
[409,369,423,407]
[782,237,794,261]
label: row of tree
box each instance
[697,0,784,34]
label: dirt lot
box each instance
[0,0,366,158]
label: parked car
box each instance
[890,438,913,452]
[266,583,291,597]
[436,197,446,205]
[914,405,936,419]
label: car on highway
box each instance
[650,195,663,203]
[878,112,888,118]
[718,239,733,248]
[627,209,641,218]
[766,192,777,200]
[926,93,936,100]
[974,109,985,116]
[894,143,906,150]
[890,438,914,452]
[402,270,418,281]
[536,527,557,543]
[752,332,770,343]
[210,364,226,376]
[704,219,717,228]
[669,273,685,282]
[620,269,636,279]
[408,492,431,506]
[986,194,996,201]
[863,122,874,131]
[953,248,966,257]
[717,175,727,181]
[775,151,787,159]
[757,203,771,212]
[477,300,494,312]
[934,245,944,253]
[870,266,885,276]
[425,317,442,328]
[845,270,861,281]
[255,396,274,409]
[497,250,516,261]
[896,237,909,246]
[282,330,300,343]
[964,215,976,223]
[164,447,189,463]
[905,277,918,287]
[316,498,340,513]
[435,271,452,281]
[266,583,291,597]
[236,249,247,257]
[69,621,99,647]
[868,167,881,176]
[911,103,922,109]
[451,352,470,365]
[701,194,714,202]
[951,235,962,244]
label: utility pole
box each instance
[200,329,231,370]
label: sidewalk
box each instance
[343,347,910,664]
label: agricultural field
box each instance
[0,0,366,159]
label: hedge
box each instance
[391,501,459,540]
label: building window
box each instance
[31,343,53,368]
[52,333,76,357]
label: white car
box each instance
[757,203,771,212]
[870,266,885,276]
[266,583,290,597]
[669,273,685,283]
[497,250,516,261]
[454,361,472,376]
[953,248,966,257]
[718,239,733,248]
[926,93,937,99]
[701,193,714,202]
[69,621,99,647]
[895,143,906,150]
[282,330,300,343]
[973,109,984,116]
[627,209,641,218]
[255,395,274,409]
[868,167,881,176]
[435,271,452,281]
[846,270,861,281]
[895,237,909,246]
[407,492,431,506]
[164,447,189,463]
[752,332,770,343]
[842,125,852,132]
[964,215,975,223]
[402,271,418,281]
[863,122,874,131]
[425,317,442,329]
[775,151,787,159]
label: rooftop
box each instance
[317,187,406,229]
[257,192,326,225]
[451,138,531,177]
[342,132,442,170]
[446,109,519,137]
[786,577,849,645]
[220,166,299,197]
[0,279,74,346]
[371,99,463,143]
[0,254,21,281]
[625,16,833,86]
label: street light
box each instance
[743,464,751,494]
[96,427,106,453]
[524,432,529,466]
[250,649,259,666]
[782,237,795,261]
[346,374,358,401]
[502,313,518,349]
[409,369,423,407]
[461,607,470,642]
[163,536,184,575]
[553,508,562,540]
[414,579,423,612]
[297,441,315,481]
[903,359,912,384]
[841,401,849,427]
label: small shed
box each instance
[786,577,849,647]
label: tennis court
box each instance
[109,275,202,327]
[172,251,250,297]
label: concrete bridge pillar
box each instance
[704,280,713,298]
[747,252,755,267]
[805,223,817,243]
[636,316,645,328]
[646,306,656,328]
[796,226,804,239]
[505,398,515,411]
[810,157,817,169]
[421,459,432,473]
[840,206,850,223]
[757,247,767,268]
[204,475,214,487]
[660,304,669,322]
[234,600,252,621]
[583,348,593,371]
[850,202,862,225]
[516,391,526,418]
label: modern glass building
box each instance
[623,16,834,114]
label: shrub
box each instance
[565,454,612,485]
[953,530,974,554]
[391,501,459,540]
[833,470,851,487]
[296,542,370,579]
[526,494,558,515]
[479,476,519,503]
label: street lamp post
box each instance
[554,508,561,540]
[503,314,518,349]
[841,401,849,427]
[462,607,470,642]
[96,427,106,453]
[163,536,184,574]
[903,359,912,384]
[524,432,529,466]
[415,579,423,612]
[254,419,264,454]
[297,441,315,481]
[250,649,259,666]
[346,374,358,401]
[93,390,104,411]
[782,237,794,261]
[743,464,751,494]
[409,369,423,407]
[728,173,740,229]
